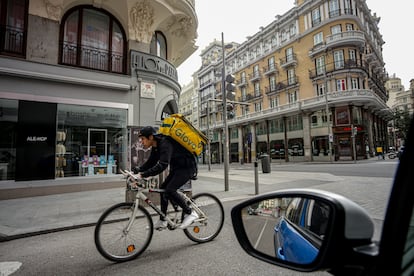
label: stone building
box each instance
[198,0,389,164]
[0,0,197,183]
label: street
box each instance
[0,159,398,275]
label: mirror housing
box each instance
[231,189,377,273]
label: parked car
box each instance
[231,116,414,275]
[273,198,329,264]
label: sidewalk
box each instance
[0,158,385,241]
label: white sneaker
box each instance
[154,220,168,230]
[179,210,199,229]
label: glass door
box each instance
[88,128,107,160]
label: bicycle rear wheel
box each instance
[183,193,224,243]
[94,202,153,262]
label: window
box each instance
[329,0,340,17]
[351,78,359,89]
[336,79,346,91]
[334,50,344,69]
[344,0,353,14]
[286,47,294,62]
[352,106,362,124]
[313,32,323,45]
[253,64,260,78]
[316,56,326,76]
[317,83,326,96]
[290,24,296,36]
[331,25,342,35]
[269,76,276,91]
[271,35,278,47]
[346,23,354,31]
[288,91,298,104]
[288,68,296,85]
[254,102,262,112]
[281,31,288,42]
[268,56,275,70]
[241,86,247,100]
[312,8,321,26]
[287,116,303,131]
[254,82,261,96]
[270,96,279,109]
[348,49,356,63]
[0,0,28,56]
[150,31,167,59]
[60,6,126,73]
[241,72,247,84]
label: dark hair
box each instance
[138,126,157,138]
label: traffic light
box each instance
[352,126,358,137]
[225,74,236,100]
[227,103,235,119]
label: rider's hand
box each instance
[132,167,140,174]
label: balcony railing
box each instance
[249,71,261,82]
[0,25,25,55]
[280,53,297,68]
[61,42,125,73]
[309,31,365,57]
[200,89,386,131]
[326,31,365,48]
[308,59,368,79]
[263,64,278,75]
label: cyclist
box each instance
[132,126,198,230]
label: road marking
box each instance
[0,262,22,276]
[221,195,252,202]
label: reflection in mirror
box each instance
[241,197,331,265]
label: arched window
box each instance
[60,6,126,74]
[150,31,167,59]
[0,0,28,56]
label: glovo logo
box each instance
[175,128,203,150]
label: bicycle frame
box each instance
[126,183,206,231]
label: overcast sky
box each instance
[177,0,413,89]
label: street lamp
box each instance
[324,75,333,163]
[222,32,230,191]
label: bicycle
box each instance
[94,169,225,262]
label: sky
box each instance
[177,0,413,89]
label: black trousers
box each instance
[159,167,193,219]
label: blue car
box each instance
[273,198,330,264]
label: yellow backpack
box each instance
[158,114,208,156]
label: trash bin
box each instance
[260,154,271,173]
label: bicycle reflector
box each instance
[193,226,200,233]
[127,244,136,253]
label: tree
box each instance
[394,109,412,141]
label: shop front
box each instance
[0,98,128,181]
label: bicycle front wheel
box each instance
[94,202,153,262]
[184,193,224,243]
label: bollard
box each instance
[254,160,259,195]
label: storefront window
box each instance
[56,104,127,177]
[0,99,18,180]
[312,136,329,156]
[288,138,304,156]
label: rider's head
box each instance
[138,126,157,148]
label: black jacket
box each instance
[136,135,197,178]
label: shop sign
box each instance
[141,82,155,98]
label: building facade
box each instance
[178,76,199,128]
[198,0,389,164]
[0,0,198,183]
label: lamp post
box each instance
[324,75,333,163]
[221,32,229,191]
[207,100,211,171]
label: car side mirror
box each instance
[231,189,377,273]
